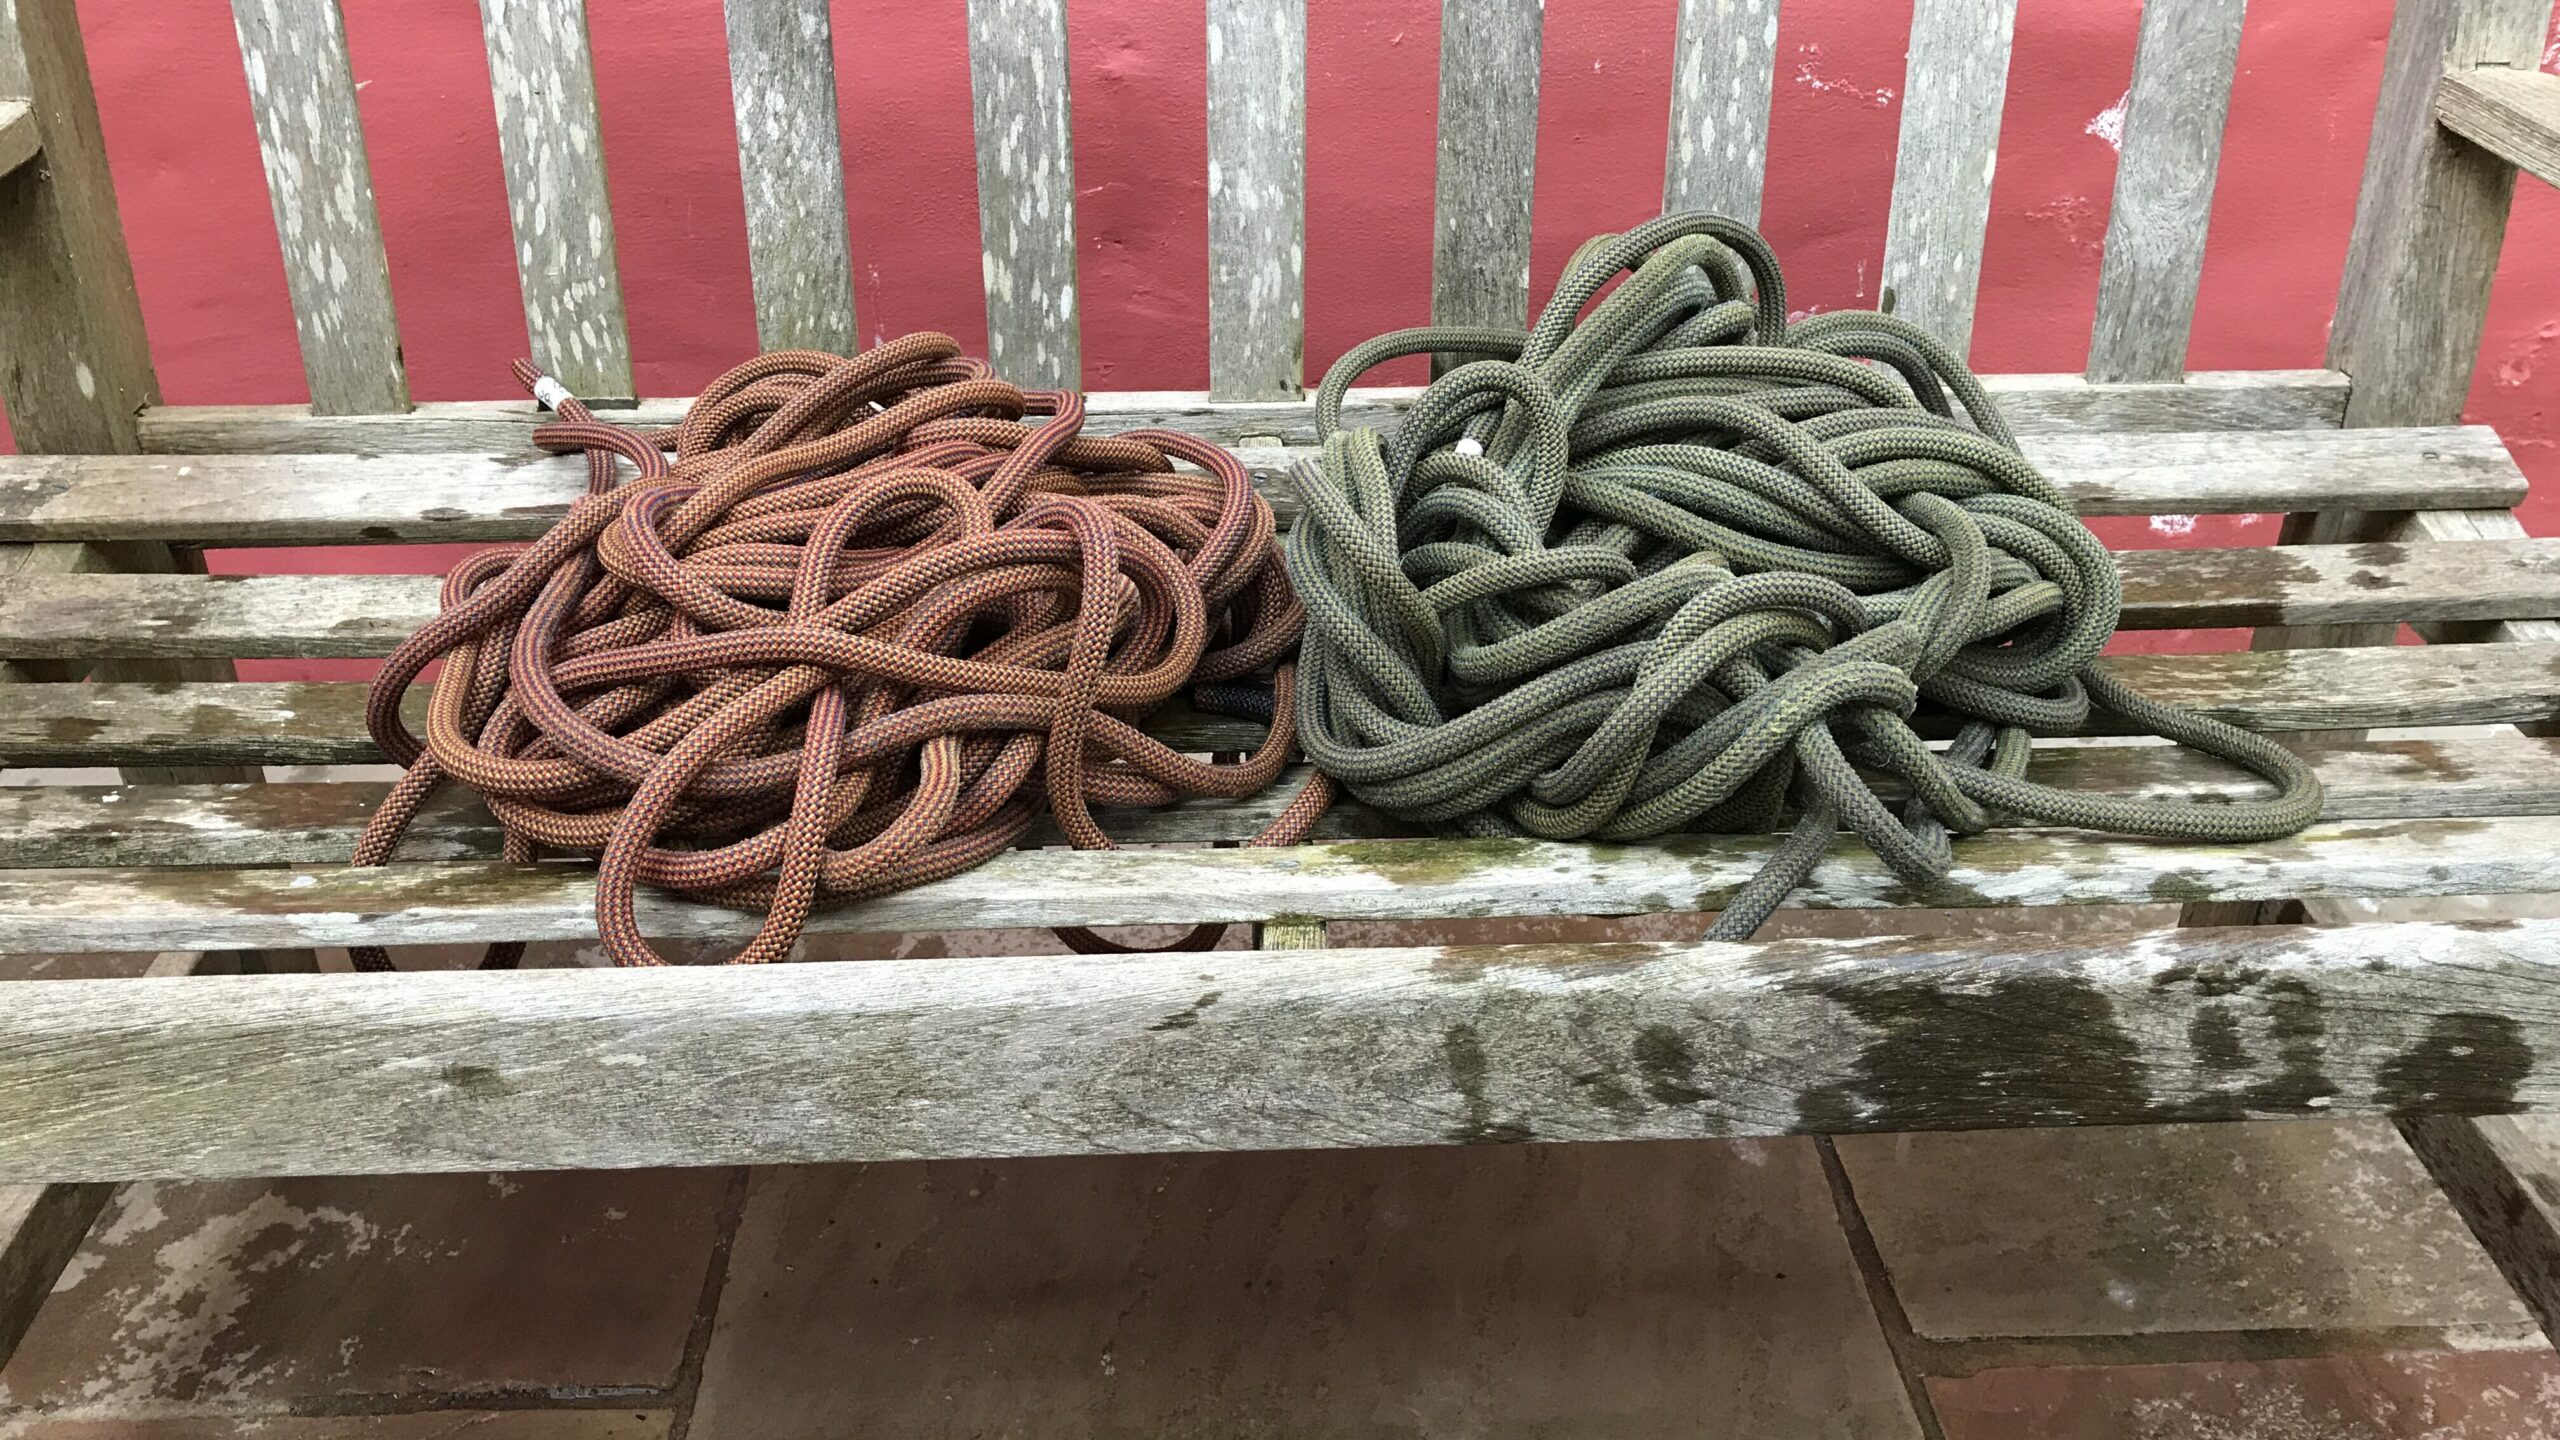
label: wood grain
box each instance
[724,0,858,354]
[6,810,2560,957]
[966,0,1080,388]
[131,369,2355,454]
[2437,67,2560,190]
[1205,0,1304,401]
[2329,0,2551,428]
[477,0,633,401]
[0,424,2517,545]
[0,0,158,453]
[230,0,409,414]
[2085,0,2248,384]
[10,535,2560,659]
[8,729,2559,870]
[1430,0,1541,351]
[0,98,36,178]
[1662,0,1781,222]
[1879,0,2019,359]
[5,640,2558,772]
[2403,1113,2560,1342]
[8,919,2560,1178]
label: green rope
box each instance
[1282,213,2324,939]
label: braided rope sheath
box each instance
[1284,213,2324,939]
[352,334,1332,968]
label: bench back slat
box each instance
[1205,0,1306,401]
[1879,0,2019,359]
[966,0,1082,388]
[2085,0,2249,384]
[230,0,408,414]
[723,0,860,355]
[2331,0,2553,428]
[1663,0,1782,223]
[1430,0,1543,339]
[477,0,633,400]
[0,2,157,454]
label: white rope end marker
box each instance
[530,374,572,411]
[1454,436,1485,457]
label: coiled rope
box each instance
[353,334,1331,968]
[1284,213,2323,939]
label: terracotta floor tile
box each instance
[1835,1121,2530,1338]
[1930,1350,2560,1439]
[692,1139,1921,1439]
[0,1171,728,1408]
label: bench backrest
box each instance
[2,0,2556,454]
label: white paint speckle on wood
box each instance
[231,0,409,414]
[1206,0,1305,400]
[1878,0,2018,361]
[725,0,858,353]
[967,0,1080,387]
[477,0,633,400]
[1664,0,1779,222]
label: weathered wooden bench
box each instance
[8,0,2560,1369]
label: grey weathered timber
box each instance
[1663,0,1781,222]
[2330,0,2552,428]
[2401,508,2560,652]
[8,641,2560,772]
[0,1180,110,1364]
[13,728,2560,871]
[0,541,118,683]
[1255,917,1328,950]
[477,0,633,400]
[7,812,2560,957]
[9,918,2560,1178]
[1430,0,1541,349]
[1878,0,2019,359]
[966,0,1079,388]
[0,951,209,1369]
[2085,0,2248,383]
[2404,1113,2560,1341]
[0,98,35,178]
[17,535,2560,660]
[130,369,2356,453]
[2437,67,2560,190]
[0,0,157,453]
[229,0,409,414]
[1,424,2518,545]
[1205,0,1304,401]
[724,0,857,354]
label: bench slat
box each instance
[1430,0,1542,341]
[5,918,2559,1178]
[1880,0,2019,357]
[724,0,859,354]
[6,731,2554,870]
[1663,0,1781,222]
[230,0,407,414]
[1206,0,1305,401]
[2436,67,2560,193]
[1,812,2556,956]
[0,425,2518,545]
[133,370,2354,453]
[3,643,2556,769]
[478,0,632,400]
[967,0,1080,389]
[2085,0,2248,384]
[6,537,2557,658]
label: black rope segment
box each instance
[1282,212,2324,939]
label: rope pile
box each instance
[1284,212,2324,939]
[353,334,1330,968]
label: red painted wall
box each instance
[19,0,2560,679]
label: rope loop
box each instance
[354,334,1331,968]
[1285,214,2323,937]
